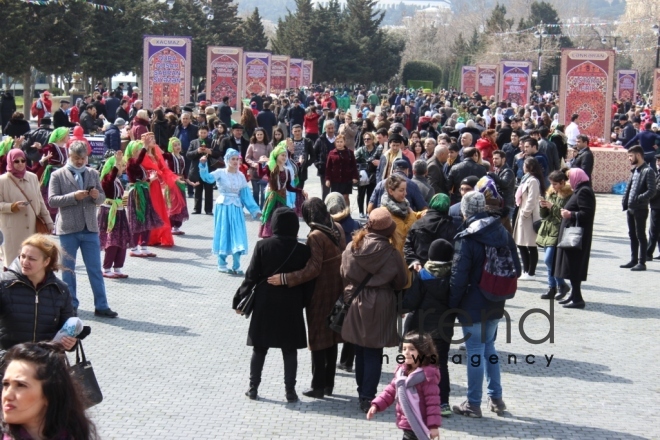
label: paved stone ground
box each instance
[63,178,659,440]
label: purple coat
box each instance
[371,364,442,430]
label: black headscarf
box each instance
[302,198,341,247]
[271,207,299,238]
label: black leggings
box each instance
[518,246,539,275]
[311,344,338,390]
[357,182,376,215]
[249,346,298,389]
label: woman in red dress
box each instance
[139,132,185,247]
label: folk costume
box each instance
[163,137,190,235]
[98,157,131,277]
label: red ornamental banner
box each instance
[270,55,290,95]
[461,66,476,95]
[206,46,243,109]
[243,52,271,98]
[142,36,192,110]
[559,49,615,141]
[289,58,304,89]
[476,64,499,99]
[616,70,638,102]
[302,60,314,87]
[498,61,531,106]
[652,69,660,112]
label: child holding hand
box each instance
[367,332,441,440]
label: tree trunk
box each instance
[22,70,34,116]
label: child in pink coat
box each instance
[367,332,441,440]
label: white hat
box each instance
[455,122,466,130]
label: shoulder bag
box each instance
[327,272,373,334]
[8,176,50,234]
[236,243,298,319]
[557,213,583,250]
[70,341,103,408]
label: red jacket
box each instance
[304,112,320,135]
[325,147,358,184]
[475,137,498,166]
[372,365,442,430]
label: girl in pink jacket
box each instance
[367,332,441,440]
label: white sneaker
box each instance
[519,272,535,281]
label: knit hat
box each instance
[366,207,396,237]
[428,239,454,262]
[428,193,450,213]
[388,133,405,144]
[460,175,480,189]
[114,118,126,127]
[324,192,348,216]
[461,191,485,219]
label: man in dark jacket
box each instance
[21,117,53,164]
[446,147,487,204]
[287,99,306,134]
[173,113,200,196]
[536,127,560,172]
[495,117,513,148]
[104,92,121,123]
[620,146,657,271]
[513,137,549,182]
[489,150,515,215]
[449,191,521,418]
[116,99,130,122]
[187,126,220,215]
[79,104,103,134]
[647,153,660,260]
[219,123,250,161]
[290,124,315,188]
[1,90,17,135]
[313,121,336,200]
[53,100,76,128]
[427,144,449,195]
[572,135,594,179]
[103,118,125,153]
[368,160,428,213]
[616,114,637,147]
[218,96,233,128]
[624,121,660,171]
[256,102,277,139]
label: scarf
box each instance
[48,127,69,144]
[6,149,27,179]
[310,221,341,247]
[381,192,410,219]
[0,138,13,157]
[569,168,590,189]
[515,173,532,206]
[66,161,86,189]
[423,260,452,278]
[395,367,431,440]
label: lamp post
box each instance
[653,24,660,68]
[533,21,548,84]
[600,35,629,53]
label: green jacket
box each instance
[536,187,572,247]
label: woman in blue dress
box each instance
[199,148,261,274]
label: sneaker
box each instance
[441,403,452,416]
[359,398,373,414]
[452,400,482,418]
[519,272,535,281]
[359,213,366,219]
[102,271,118,279]
[488,397,506,415]
[129,249,147,258]
[218,267,232,273]
[113,269,129,279]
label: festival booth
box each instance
[588,142,630,193]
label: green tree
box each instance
[485,3,514,34]
[271,0,314,58]
[239,8,268,52]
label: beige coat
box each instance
[0,172,54,265]
[513,176,541,247]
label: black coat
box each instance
[426,156,448,195]
[22,127,53,163]
[233,237,312,349]
[554,183,596,282]
[404,210,457,266]
[53,108,75,128]
[104,97,121,123]
[186,139,221,182]
[3,119,31,138]
[218,103,233,128]
[219,136,249,162]
[116,106,130,122]
[402,269,453,340]
[447,158,487,204]
[0,261,74,350]
[572,147,594,180]
[622,163,656,211]
[1,93,17,127]
[152,119,170,151]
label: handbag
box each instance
[70,341,103,408]
[557,213,583,250]
[327,273,373,334]
[8,175,50,234]
[533,219,543,234]
[236,243,299,318]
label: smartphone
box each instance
[86,186,95,192]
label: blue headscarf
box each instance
[224,148,240,160]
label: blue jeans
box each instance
[544,246,567,288]
[354,345,383,400]
[462,319,502,406]
[251,180,267,209]
[59,230,110,311]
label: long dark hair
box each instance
[250,127,269,145]
[302,198,341,246]
[401,331,439,371]
[1,342,98,440]
[523,157,546,193]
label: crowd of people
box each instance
[0,81,658,439]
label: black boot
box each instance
[245,384,258,400]
[285,387,299,403]
[558,295,573,305]
[324,387,333,396]
[555,284,571,301]
[540,286,556,300]
[302,388,324,398]
[359,397,373,413]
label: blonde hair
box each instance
[136,109,149,121]
[21,234,63,273]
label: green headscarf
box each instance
[0,138,14,157]
[267,141,288,172]
[48,127,69,144]
[167,137,180,153]
[124,141,142,163]
[100,157,117,180]
[428,193,450,213]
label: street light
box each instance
[533,21,548,83]
[653,24,660,68]
[600,35,629,53]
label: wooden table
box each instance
[590,145,629,193]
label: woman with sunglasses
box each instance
[0,149,53,266]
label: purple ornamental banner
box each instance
[142,36,192,110]
[499,61,531,106]
[616,70,638,102]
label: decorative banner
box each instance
[476,64,499,99]
[461,66,477,95]
[616,70,638,102]
[207,46,243,110]
[142,36,192,110]
[289,58,304,90]
[243,52,271,99]
[498,61,531,106]
[302,60,314,87]
[653,69,660,113]
[270,55,290,95]
[559,49,615,141]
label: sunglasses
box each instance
[13,159,26,164]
